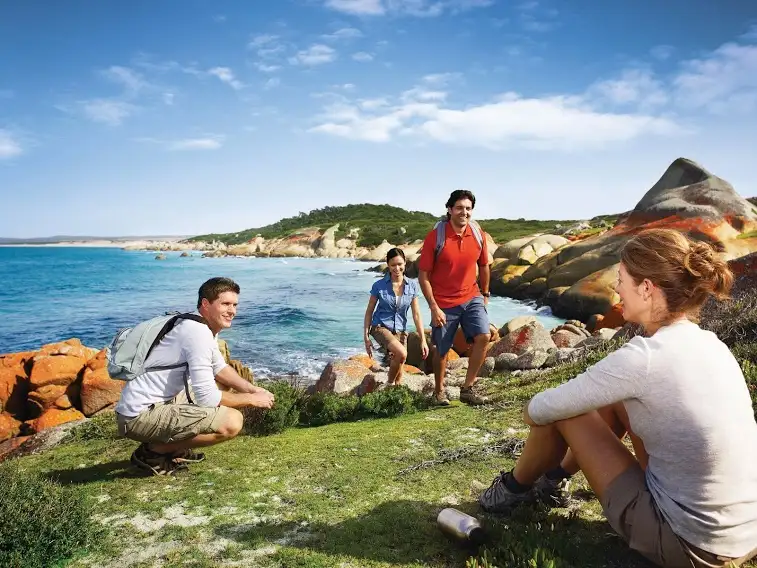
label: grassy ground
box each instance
[13,358,755,568]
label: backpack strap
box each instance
[468,220,484,250]
[433,219,484,262]
[433,219,447,262]
[144,313,210,405]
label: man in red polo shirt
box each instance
[418,189,491,406]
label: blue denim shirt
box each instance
[370,275,420,333]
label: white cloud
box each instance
[588,68,668,109]
[422,72,461,85]
[163,92,174,105]
[309,78,680,149]
[100,66,147,94]
[254,62,281,73]
[322,27,363,41]
[352,51,374,62]
[742,24,757,41]
[650,45,675,61]
[323,0,493,16]
[81,99,138,126]
[673,42,757,113]
[0,129,23,159]
[264,78,281,90]
[324,0,384,15]
[516,0,558,32]
[289,44,337,66]
[213,14,226,22]
[249,34,280,49]
[169,136,224,151]
[208,67,244,90]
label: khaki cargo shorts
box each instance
[116,401,228,444]
[602,465,757,568]
[370,325,408,365]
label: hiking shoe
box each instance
[172,449,206,464]
[478,471,537,514]
[433,391,451,406]
[534,475,572,508]
[460,385,489,406]
[130,444,188,476]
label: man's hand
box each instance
[364,334,373,358]
[247,389,275,409]
[431,306,446,328]
[420,340,429,360]
[483,295,489,307]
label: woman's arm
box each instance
[527,338,650,425]
[363,295,378,357]
[410,297,429,359]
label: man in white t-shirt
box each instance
[115,277,274,476]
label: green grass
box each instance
[8,340,756,568]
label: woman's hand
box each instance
[364,334,373,358]
[421,340,429,360]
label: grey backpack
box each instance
[105,313,208,402]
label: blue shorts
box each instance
[431,296,490,357]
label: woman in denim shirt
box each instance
[363,248,429,385]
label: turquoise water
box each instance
[0,247,563,379]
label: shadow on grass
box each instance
[214,499,656,568]
[44,459,150,484]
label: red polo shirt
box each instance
[418,222,489,309]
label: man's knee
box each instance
[472,333,489,346]
[217,408,243,438]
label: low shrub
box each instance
[64,412,119,442]
[242,381,303,436]
[0,462,98,568]
[243,383,431,434]
[300,391,361,427]
[358,385,430,418]
[700,282,757,348]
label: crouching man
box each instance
[115,277,274,476]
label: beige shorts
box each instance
[370,326,408,364]
[602,465,757,568]
[116,401,228,444]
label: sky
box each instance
[1,0,757,238]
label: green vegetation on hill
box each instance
[188,204,583,247]
[188,204,436,247]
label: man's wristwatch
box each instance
[482,292,491,297]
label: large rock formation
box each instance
[492,158,757,321]
[0,336,255,447]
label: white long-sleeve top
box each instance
[115,316,227,417]
[529,319,757,558]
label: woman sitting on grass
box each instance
[363,247,428,385]
[479,228,757,568]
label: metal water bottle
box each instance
[437,508,486,545]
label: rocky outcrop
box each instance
[492,158,757,321]
[0,336,255,451]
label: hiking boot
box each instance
[130,443,188,476]
[460,385,489,406]
[534,475,572,508]
[172,449,206,464]
[433,391,451,406]
[478,471,537,514]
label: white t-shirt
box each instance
[115,316,227,418]
[529,319,757,557]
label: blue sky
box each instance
[1,0,756,238]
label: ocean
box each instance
[0,247,563,380]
